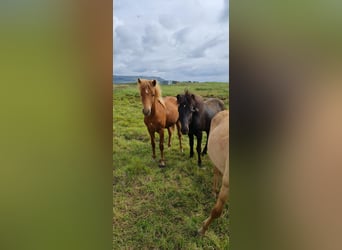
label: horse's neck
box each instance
[156,97,166,109]
[149,97,165,117]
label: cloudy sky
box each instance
[114,0,229,82]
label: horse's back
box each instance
[208,110,229,175]
[205,98,225,114]
[203,98,225,131]
[163,96,178,107]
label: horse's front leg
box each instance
[148,129,156,160]
[202,130,209,156]
[189,133,194,158]
[158,129,166,168]
[196,131,203,167]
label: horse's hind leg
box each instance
[176,120,183,152]
[212,167,220,197]
[167,127,172,148]
[202,131,209,156]
[199,163,229,235]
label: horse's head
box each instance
[176,91,199,134]
[138,78,158,116]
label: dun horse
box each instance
[199,110,229,235]
[138,78,182,167]
[177,90,225,166]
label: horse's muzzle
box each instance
[181,127,189,135]
[142,108,151,116]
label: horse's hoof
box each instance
[212,191,218,198]
[158,161,166,168]
[198,227,206,236]
[201,151,207,156]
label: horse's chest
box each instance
[145,117,165,131]
[190,117,204,132]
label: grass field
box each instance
[113,82,229,249]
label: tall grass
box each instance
[113,82,229,249]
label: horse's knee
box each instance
[211,188,228,218]
[211,202,224,219]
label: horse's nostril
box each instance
[143,108,151,116]
[181,128,188,135]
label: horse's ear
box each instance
[138,78,141,84]
[151,79,157,86]
[191,94,196,100]
[176,94,180,102]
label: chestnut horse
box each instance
[199,110,229,235]
[138,78,182,167]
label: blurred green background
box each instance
[0,1,111,249]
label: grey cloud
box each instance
[115,26,141,52]
[159,15,177,29]
[141,24,165,51]
[220,0,229,22]
[188,35,225,58]
[114,0,229,82]
[172,27,191,44]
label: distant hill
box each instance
[113,75,167,84]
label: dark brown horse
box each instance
[177,90,225,166]
[138,78,182,167]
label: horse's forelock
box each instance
[138,79,162,99]
[184,91,193,103]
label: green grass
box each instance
[113,82,229,249]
